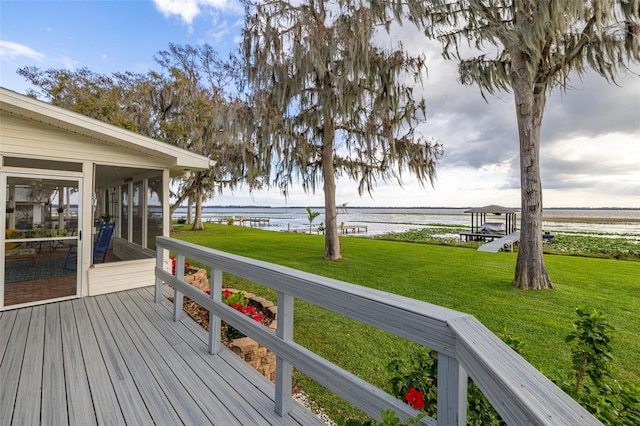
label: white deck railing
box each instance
[155,237,599,426]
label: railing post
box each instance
[208,268,222,355]
[173,254,184,321]
[437,353,467,426]
[154,245,164,303]
[275,291,294,416]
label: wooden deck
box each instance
[0,286,323,426]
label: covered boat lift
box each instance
[459,205,518,242]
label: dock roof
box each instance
[464,205,518,214]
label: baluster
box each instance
[208,268,222,354]
[275,291,294,416]
[154,246,164,303]
[173,254,184,321]
[437,353,467,425]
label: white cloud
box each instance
[0,41,45,61]
[61,56,78,70]
[154,0,201,24]
[205,16,639,208]
[153,0,242,25]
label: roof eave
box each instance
[0,87,212,172]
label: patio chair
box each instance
[62,221,115,271]
[5,228,36,265]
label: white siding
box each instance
[1,113,167,168]
[88,258,156,296]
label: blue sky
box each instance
[1,0,639,208]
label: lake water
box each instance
[174,207,640,240]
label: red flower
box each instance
[231,303,240,310]
[205,289,211,295]
[224,289,231,299]
[252,315,264,322]
[404,387,425,410]
[169,256,192,275]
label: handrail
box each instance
[155,236,600,425]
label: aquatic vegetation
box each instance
[545,235,640,261]
[373,226,468,245]
[375,228,640,261]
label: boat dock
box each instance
[340,224,368,234]
[283,223,368,235]
[206,217,270,227]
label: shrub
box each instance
[383,308,639,425]
[382,328,527,425]
[556,306,640,425]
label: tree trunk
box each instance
[186,196,193,224]
[511,54,553,290]
[322,122,341,260]
[169,204,176,231]
[191,182,205,231]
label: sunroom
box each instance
[0,87,212,310]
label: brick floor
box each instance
[4,275,76,306]
[3,249,119,307]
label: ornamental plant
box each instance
[169,256,192,276]
[385,309,638,425]
[205,287,265,339]
[404,388,425,410]
[336,409,425,426]
[556,306,640,425]
[387,347,438,416]
[386,332,522,425]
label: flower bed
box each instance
[173,265,278,381]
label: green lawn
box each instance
[171,224,640,419]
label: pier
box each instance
[477,231,521,252]
[206,217,270,227]
[340,224,368,234]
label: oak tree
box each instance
[19,45,263,230]
[389,0,639,289]
[242,0,442,259]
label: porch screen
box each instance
[120,184,129,240]
[146,174,162,250]
[132,182,143,246]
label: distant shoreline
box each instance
[199,205,639,211]
[173,206,638,238]
[542,216,640,224]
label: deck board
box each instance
[95,293,199,425]
[71,298,126,425]
[0,310,17,366]
[60,297,97,426]
[125,288,276,425]
[0,286,323,425]
[136,286,309,425]
[13,305,45,426]
[41,303,68,426]
[82,296,156,425]
[109,291,240,425]
[0,308,30,425]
